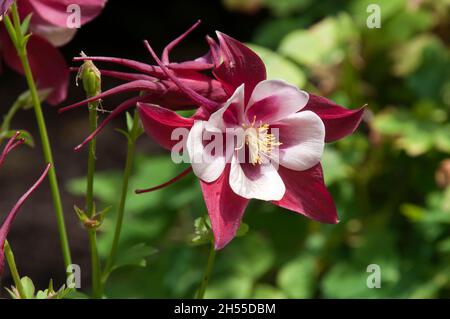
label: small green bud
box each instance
[74,205,110,231]
[77,51,101,97]
[74,205,100,230]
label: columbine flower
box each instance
[182,80,333,249]
[135,31,365,249]
[0,0,107,104]
[0,132,50,275]
[188,80,324,201]
[59,22,365,249]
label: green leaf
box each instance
[262,0,312,16]
[20,14,33,36]
[192,217,249,246]
[218,234,275,280]
[253,284,287,299]
[280,19,336,66]
[435,128,450,153]
[322,263,374,298]
[1,130,35,147]
[115,128,130,140]
[20,33,31,48]
[277,255,316,298]
[3,15,18,48]
[391,34,439,77]
[204,274,253,299]
[373,105,450,156]
[437,237,450,253]
[20,276,36,299]
[247,44,306,87]
[112,243,158,272]
[322,147,353,184]
[35,290,49,299]
[126,112,134,132]
[279,14,356,67]
[409,272,449,299]
[191,216,213,246]
[236,222,249,238]
[407,40,450,102]
[66,172,122,201]
[401,204,425,222]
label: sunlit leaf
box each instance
[112,243,158,272]
[247,44,306,87]
[277,255,316,298]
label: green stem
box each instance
[4,241,26,299]
[86,101,101,298]
[102,111,140,284]
[87,231,100,297]
[5,3,72,271]
[196,242,216,299]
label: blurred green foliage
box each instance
[68,0,450,298]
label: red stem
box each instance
[135,167,193,194]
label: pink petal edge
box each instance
[272,164,338,224]
[304,94,365,143]
[200,165,249,250]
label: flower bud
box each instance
[77,52,101,97]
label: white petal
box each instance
[31,25,77,47]
[246,79,309,124]
[229,156,285,201]
[187,121,228,182]
[275,111,325,171]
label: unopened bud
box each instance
[74,205,110,231]
[74,205,101,230]
[77,51,101,97]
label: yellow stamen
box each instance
[242,117,282,165]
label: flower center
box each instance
[241,117,282,165]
